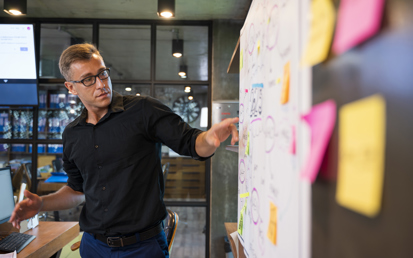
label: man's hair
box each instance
[59,43,101,81]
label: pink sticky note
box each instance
[332,0,385,54]
[300,100,336,183]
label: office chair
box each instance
[164,209,179,255]
[162,162,170,187]
[52,159,63,172]
[12,164,32,196]
[70,209,179,256]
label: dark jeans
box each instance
[80,230,169,258]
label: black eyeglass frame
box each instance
[68,68,111,87]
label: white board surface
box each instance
[237,0,311,257]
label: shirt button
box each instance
[95,145,99,149]
[102,187,106,190]
[104,208,108,212]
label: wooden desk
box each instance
[225,222,246,258]
[1,221,79,258]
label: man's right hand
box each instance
[9,190,43,229]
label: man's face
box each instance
[64,54,112,112]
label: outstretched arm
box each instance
[195,117,239,157]
[9,186,84,229]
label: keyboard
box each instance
[0,232,36,253]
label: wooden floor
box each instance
[41,205,206,257]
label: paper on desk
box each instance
[230,231,239,255]
[300,100,336,183]
[336,94,386,217]
[332,0,385,54]
[0,250,17,258]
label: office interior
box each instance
[1,0,413,257]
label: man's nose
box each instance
[95,77,106,89]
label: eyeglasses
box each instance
[69,68,111,87]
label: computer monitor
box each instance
[0,24,38,106]
[0,167,15,225]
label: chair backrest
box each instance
[52,159,63,172]
[164,209,179,255]
[12,164,32,195]
[162,162,170,187]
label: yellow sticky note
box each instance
[257,40,261,54]
[245,131,250,155]
[267,202,277,245]
[240,192,250,198]
[336,94,386,217]
[280,62,290,105]
[238,210,244,235]
[240,49,243,70]
[302,0,336,66]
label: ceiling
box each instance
[0,0,252,20]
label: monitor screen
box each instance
[0,24,38,106]
[0,167,15,225]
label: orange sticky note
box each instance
[280,62,290,104]
[267,202,277,245]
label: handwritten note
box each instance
[302,0,336,66]
[280,62,290,105]
[245,131,250,156]
[336,94,386,217]
[332,0,385,54]
[238,211,244,235]
[300,100,336,183]
[266,202,277,245]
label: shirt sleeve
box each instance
[62,128,84,192]
[143,97,213,161]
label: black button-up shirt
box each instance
[62,91,207,236]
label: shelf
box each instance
[225,145,239,153]
[227,37,240,74]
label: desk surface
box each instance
[225,222,246,258]
[1,221,79,258]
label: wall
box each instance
[210,19,243,258]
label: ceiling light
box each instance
[178,65,187,77]
[188,96,193,100]
[125,87,132,92]
[4,0,27,15]
[158,0,175,18]
[136,93,141,96]
[184,86,191,93]
[70,109,75,114]
[172,39,183,58]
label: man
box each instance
[9,43,239,257]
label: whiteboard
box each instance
[237,0,311,257]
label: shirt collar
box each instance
[75,91,124,126]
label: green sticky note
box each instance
[245,131,250,155]
[238,211,244,235]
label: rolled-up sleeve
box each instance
[143,97,213,161]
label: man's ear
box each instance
[64,82,78,95]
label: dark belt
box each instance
[93,222,163,248]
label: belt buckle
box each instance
[107,236,123,247]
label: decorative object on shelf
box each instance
[172,96,200,123]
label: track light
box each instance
[178,65,187,78]
[125,87,132,92]
[158,0,175,18]
[4,0,27,15]
[136,93,141,96]
[172,39,183,58]
[184,86,191,93]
